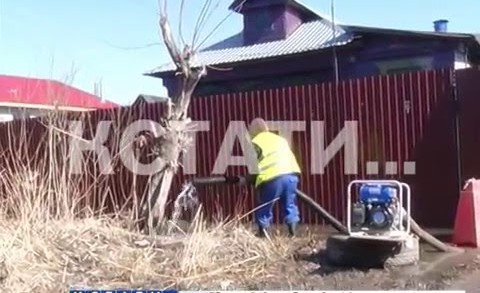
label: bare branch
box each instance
[178,0,187,47]
[104,42,162,51]
[207,64,233,71]
[159,14,185,72]
[191,0,213,48]
[192,0,223,47]
[159,0,167,18]
[195,0,248,51]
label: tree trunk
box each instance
[150,169,175,232]
[138,3,206,233]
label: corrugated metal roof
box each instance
[149,19,353,74]
[148,0,480,76]
[0,75,118,109]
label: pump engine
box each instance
[351,184,400,231]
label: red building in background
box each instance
[0,75,118,121]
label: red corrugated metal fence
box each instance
[0,68,464,228]
[173,68,458,228]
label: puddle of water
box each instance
[383,243,480,283]
[272,224,480,278]
[166,181,199,234]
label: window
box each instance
[376,56,434,75]
[0,114,14,122]
[386,66,424,75]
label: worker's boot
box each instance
[256,227,268,238]
[287,223,296,238]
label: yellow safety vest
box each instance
[251,131,301,187]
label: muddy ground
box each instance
[205,226,480,291]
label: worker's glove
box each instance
[246,174,256,186]
[237,176,249,186]
[224,175,254,186]
[224,175,241,184]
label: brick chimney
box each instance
[230,0,315,45]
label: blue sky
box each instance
[0,0,478,105]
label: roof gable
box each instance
[229,0,320,20]
[133,94,169,106]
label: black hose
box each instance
[191,176,227,185]
[296,189,348,234]
[189,176,348,234]
[191,176,241,186]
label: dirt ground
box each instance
[448,270,480,293]
[205,226,480,291]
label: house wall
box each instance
[454,44,471,69]
[344,36,456,78]
[161,37,460,97]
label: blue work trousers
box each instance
[255,173,300,229]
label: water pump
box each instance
[347,180,410,237]
[326,180,420,268]
[351,184,399,231]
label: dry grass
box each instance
[0,211,293,292]
[0,111,293,292]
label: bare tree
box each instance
[138,0,209,233]
[138,0,248,234]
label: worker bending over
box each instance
[247,118,302,238]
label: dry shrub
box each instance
[0,111,292,293]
